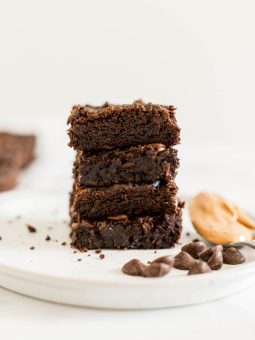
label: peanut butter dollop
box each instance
[189,192,255,245]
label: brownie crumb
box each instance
[0,236,2,240]
[154,250,157,254]
[192,238,200,242]
[61,242,67,246]
[99,254,105,260]
[77,258,82,262]
[178,201,185,208]
[27,224,37,233]
[30,246,35,250]
[88,254,91,257]
[95,249,102,254]
[186,232,190,236]
[73,250,77,254]
[45,235,51,241]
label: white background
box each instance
[1,0,255,146]
[1,0,255,339]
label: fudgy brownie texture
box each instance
[71,204,183,250]
[71,182,178,220]
[74,144,179,187]
[0,133,36,192]
[68,100,180,152]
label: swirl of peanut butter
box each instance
[189,192,255,245]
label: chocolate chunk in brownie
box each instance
[68,100,180,152]
[74,144,179,187]
[0,133,36,192]
[71,205,183,250]
[71,182,178,220]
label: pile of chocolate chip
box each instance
[122,241,246,278]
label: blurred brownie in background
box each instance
[0,132,36,192]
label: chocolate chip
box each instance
[27,224,37,233]
[143,263,170,277]
[188,260,212,275]
[30,246,35,250]
[174,251,196,270]
[152,255,174,269]
[61,242,67,246]
[181,241,206,259]
[45,235,51,241]
[122,259,147,276]
[200,245,223,270]
[208,250,223,270]
[223,247,245,265]
[200,245,222,261]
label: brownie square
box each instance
[71,203,183,250]
[71,182,178,220]
[68,100,180,152]
[74,144,179,187]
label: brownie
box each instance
[71,182,178,220]
[74,144,179,187]
[0,133,36,168]
[71,204,183,250]
[0,164,19,192]
[68,100,180,152]
[0,132,36,192]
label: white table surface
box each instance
[0,113,255,339]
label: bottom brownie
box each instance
[71,204,183,251]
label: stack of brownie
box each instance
[68,100,183,251]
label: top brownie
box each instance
[68,100,180,152]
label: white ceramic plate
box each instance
[0,194,255,309]
[0,118,254,309]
